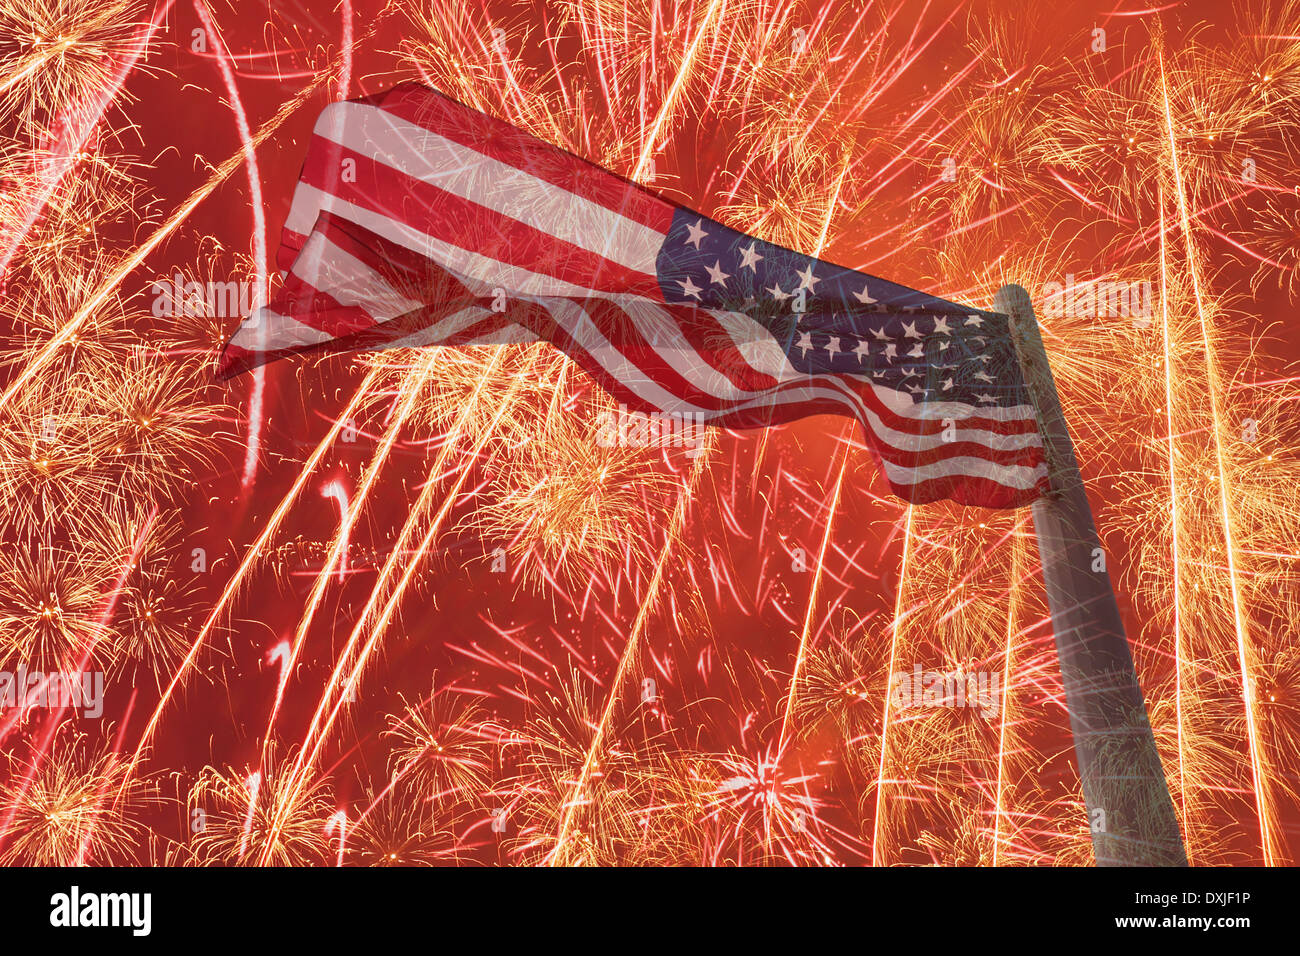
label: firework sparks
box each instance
[0,0,1298,870]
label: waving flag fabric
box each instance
[217,82,1049,508]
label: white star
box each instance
[941,378,954,391]
[705,260,730,286]
[739,243,764,270]
[906,383,923,394]
[826,336,841,356]
[965,314,984,326]
[871,327,889,341]
[678,276,703,299]
[907,343,925,358]
[902,321,922,339]
[976,393,996,404]
[973,370,994,383]
[853,340,871,363]
[852,284,877,305]
[796,331,815,357]
[884,343,897,359]
[767,282,790,302]
[795,264,820,292]
[684,219,709,248]
[932,317,951,335]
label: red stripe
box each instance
[267,274,384,338]
[664,305,787,394]
[297,136,665,299]
[304,212,485,323]
[275,82,675,274]
[887,470,1049,509]
[702,379,1046,470]
[362,83,676,233]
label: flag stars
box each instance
[739,242,764,271]
[826,335,842,356]
[796,330,815,357]
[852,284,877,305]
[853,340,871,363]
[932,317,951,335]
[973,370,994,382]
[902,321,922,339]
[965,314,984,327]
[678,276,703,299]
[767,281,790,302]
[795,264,820,292]
[684,219,709,248]
[975,393,996,404]
[705,260,731,286]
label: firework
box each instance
[187,750,334,866]
[0,729,156,865]
[0,0,1298,870]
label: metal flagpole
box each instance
[995,284,1187,867]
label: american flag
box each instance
[217,82,1049,509]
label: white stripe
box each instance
[228,227,426,354]
[882,456,1049,490]
[299,101,664,275]
[544,299,692,412]
[692,379,1040,457]
[289,227,423,321]
[381,305,493,349]
[235,308,338,350]
[466,323,539,346]
[283,183,604,298]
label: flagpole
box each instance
[995,284,1187,867]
